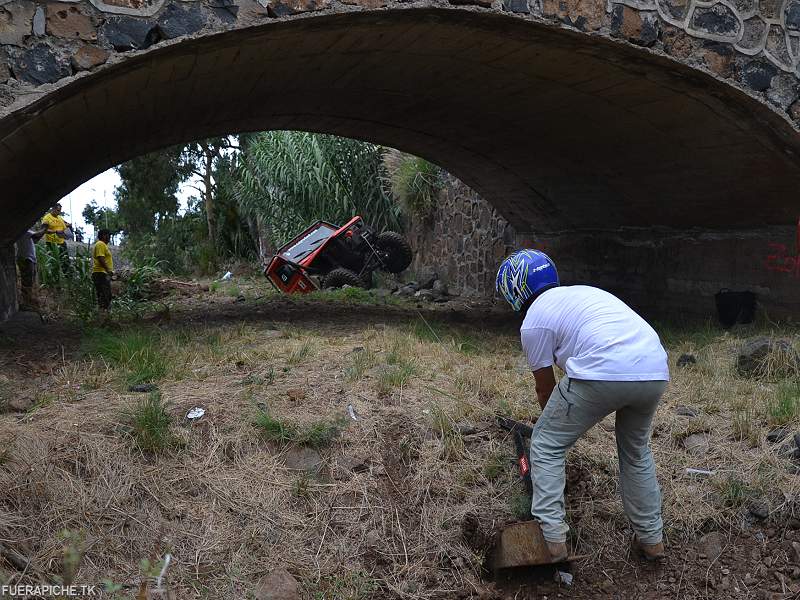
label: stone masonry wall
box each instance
[3,0,800,128]
[408,174,518,297]
[0,245,17,321]
[411,175,800,321]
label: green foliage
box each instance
[344,348,376,382]
[123,391,175,453]
[82,201,124,237]
[235,132,402,249]
[253,410,345,449]
[36,243,96,321]
[114,146,187,237]
[384,151,443,220]
[253,412,297,444]
[766,381,800,426]
[83,329,168,385]
[311,571,379,600]
[483,450,509,481]
[716,476,756,508]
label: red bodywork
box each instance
[264,216,364,294]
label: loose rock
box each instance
[683,432,711,455]
[767,426,790,444]
[129,383,158,393]
[677,354,697,367]
[697,531,726,560]
[748,500,769,520]
[254,566,300,600]
[676,405,699,417]
[283,447,322,473]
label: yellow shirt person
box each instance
[92,240,114,274]
[42,212,67,245]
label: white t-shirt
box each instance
[521,285,669,381]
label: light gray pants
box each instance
[530,376,667,545]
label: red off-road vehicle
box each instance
[264,216,413,294]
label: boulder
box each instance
[737,337,799,378]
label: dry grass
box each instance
[0,313,799,597]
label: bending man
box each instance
[496,249,669,561]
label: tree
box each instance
[180,137,239,246]
[82,201,124,236]
[114,146,189,237]
[234,132,401,250]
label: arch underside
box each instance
[1,8,799,244]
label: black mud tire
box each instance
[323,268,366,289]
[376,231,413,274]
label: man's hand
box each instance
[533,366,556,410]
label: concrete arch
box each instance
[0,6,799,246]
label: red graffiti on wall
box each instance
[764,218,800,278]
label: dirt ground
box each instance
[0,283,799,599]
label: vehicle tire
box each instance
[376,231,413,274]
[323,268,366,289]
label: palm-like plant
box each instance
[234,132,402,249]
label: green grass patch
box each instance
[344,348,376,382]
[375,363,416,396]
[83,329,168,385]
[483,450,509,481]
[287,339,314,365]
[123,391,176,453]
[716,476,757,509]
[409,319,487,355]
[766,381,800,426]
[254,411,346,449]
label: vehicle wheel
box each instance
[376,231,413,274]
[323,268,366,289]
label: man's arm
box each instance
[533,366,556,410]
[31,223,48,242]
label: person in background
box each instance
[92,229,114,313]
[496,249,670,562]
[14,223,48,310]
[41,203,72,273]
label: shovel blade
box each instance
[490,521,555,570]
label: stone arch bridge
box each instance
[0,0,798,318]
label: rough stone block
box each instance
[209,0,238,23]
[543,0,605,30]
[157,2,206,38]
[0,49,8,82]
[490,521,555,571]
[32,6,44,35]
[702,42,734,77]
[71,44,108,70]
[689,3,741,39]
[765,24,792,68]
[758,0,782,19]
[12,43,71,84]
[658,0,690,21]
[503,0,529,12]
[789,98,800,121]
[100,16,159,51]
[46,4,96,40]
[738,58,778,90]
[0,0,35,46]
[662,25,698,58]
[737,16,767,51]
[611,5,659,46]
[787,0,800,31]
[267,0,331,16]
[766,72,800,108]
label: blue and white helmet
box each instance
[496,249,559,311]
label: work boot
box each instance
[634,536,666,561]
[546,540,568,562]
